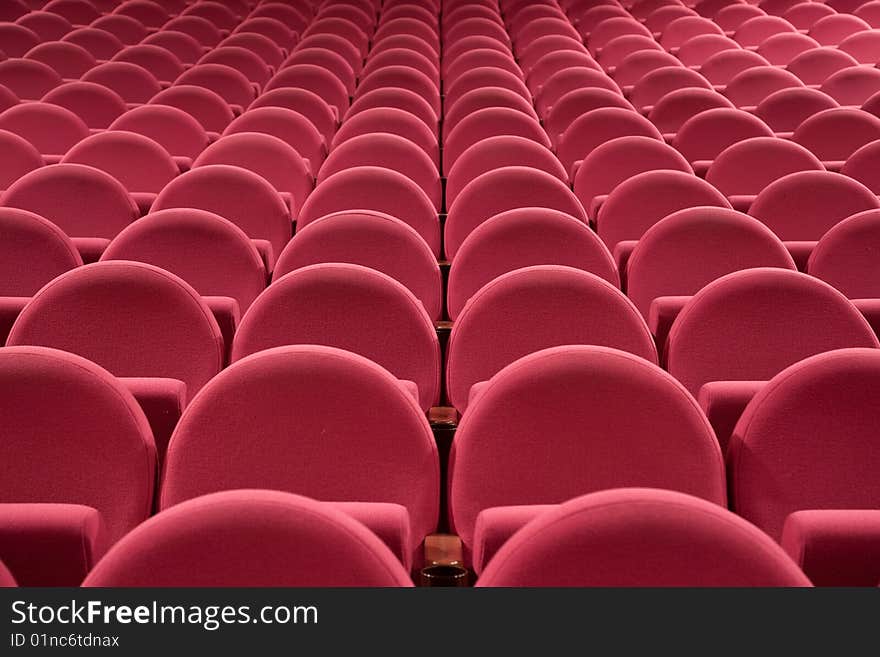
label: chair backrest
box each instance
[809,13,871,46]
[0,24,40,58]
[317,133,440,211]
[447,266,658,412]
[274,210,442,321]
[193,132,313,215]
[795,108,880,163]
[597,169,731,249]
[447,208,618,321]
[820,67,880,106]
[101,208,266,313]
[91,15,148,46]
[0,207,81,296]
[648,87,734,134]
[234,17,296,50]
[0,102,89,156]
[808,209,880,298]
[8,260,223,394]
[17,12,73,43]
[700,49,769,85]
[444,107,549,175]
[475,488,810,587]
[734,15,797,48]
[754,87,839,133]
[224,106,327,175]
[756,32,819,66]
[627,207,797,319]
[724,66,803,108]
[110,103,209,160]
[82,61,162,104]
[345,87,437,136]
[231,264,441,411]
[1,163,138,240]
[142,30,204,65]
[0,346,156,545]
[334,106,439,167]
[676,34,740,68]
[749,170,880,240]
[149,84,234,134]
[613,49,681,87]
[729,348,880,541]
[62,131,178,194]
[152,164,291,261]
[265,64,349,116]
[666,268,880,396]
[0,130,42,192]
[558,107,662,178]
[786,47,858,85]
[113,44,183,84]
[447,136,568,209]
[449,346,725,550]
[543,87,633,144]
[176,63,257,109]
[220,32,284,69]
[574,136,692,215]
[674,108,774,163]
[706,137,824,196]
[841,139,880,194]
[250,88,338,145]
[630,66,714,112]
[297,166,439,257]
[200,46,272,88]
[445,166,588,259]
[83,490,413,586]
[25,41,97,79]
[42,81,127,130]
[162,340,439,549]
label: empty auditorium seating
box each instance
[1,0,877,590]
[83,491,414,587]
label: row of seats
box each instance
[2,343,878,586]
[2,0,878,587]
